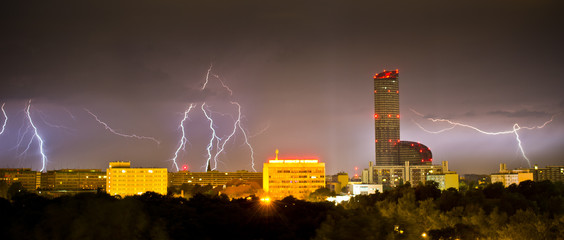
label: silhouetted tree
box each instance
[414,181,441,201]
[308,187,336,202]
[7,182,26,200]
[0,180,8,199]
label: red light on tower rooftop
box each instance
[182,165,188,171]
[374,70,399,79]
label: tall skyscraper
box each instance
[374,70,400,165]
[368,69,436,187]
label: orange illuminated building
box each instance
[263,150,325,200]
[106,161,167,197]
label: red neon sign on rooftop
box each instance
[268,159,319,164]
[268,149,319,163]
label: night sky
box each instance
[1,0,563,175]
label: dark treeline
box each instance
[1,180,563,240]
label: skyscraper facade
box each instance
[374,70,400,165]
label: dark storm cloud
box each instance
[0,49,191,103]
[0,0,260,105]
[1,0,564,174]
[488,109,551,118]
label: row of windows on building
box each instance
[269,175,323,179]
[109,175,166,178]
[269,180,325,184]
[268,185,322,189]
[108,183,165,186]
[274,170,324,173]
[110,170,165,173]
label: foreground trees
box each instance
[0,180,562,240]
[316,181,564,240]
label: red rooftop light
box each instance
[374,70,399,79]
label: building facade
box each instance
[0,168,40,191]
[263,159,325,200]
[491,163,533,187]
[426,173,459,190]
[169,170,262,188]
[364,161,450,189]
[531,165,564,183]
[374,70,401,166]
[106,162,167,197]
[40,169,106,191]
[373,70,432,167]
[348,183,383,195]
[397,141,433,165]
[326,172,349,194]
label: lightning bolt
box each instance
[173,64,256,172]
[211,73,234,96]
[249,122,271,138]
[210,102,256,172]
[37,109,75,132]
[170,104,195,171]
[201,103,221,171]
[198,64,256,172]
[25,100,48,172]
[411,108,556,167]
[0,103,6,135]
[85,109,161,145]
[233,101,256,172]
[201,64,213,90]
[13,119,32,153]
[412,120,455,134]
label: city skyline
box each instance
[1,0,564,175]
